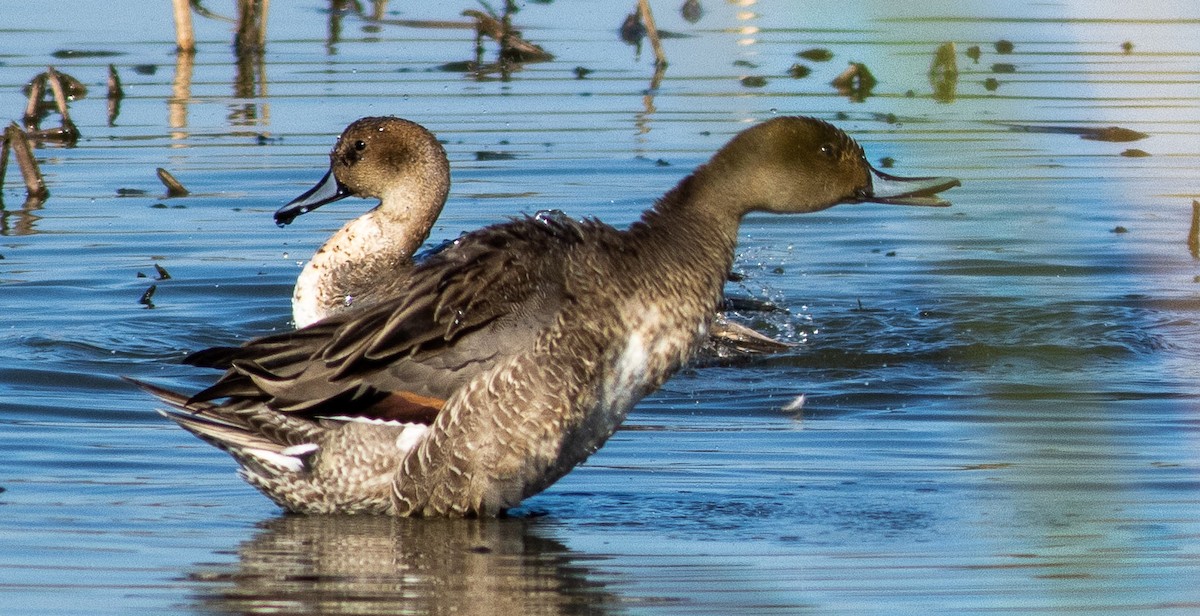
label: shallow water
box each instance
[2,0,1199,613]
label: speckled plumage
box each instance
[133,116,958,516]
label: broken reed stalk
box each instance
[45,67,72,122]
[156,168,190,197]
[1188,200,1199,259]
[39,67,81,144]
[3,124,49,199]
[637,0,667,67]
[832,62,877,90]
[23,75,44,128]
[173,0,196,53]
[0,132,9,190]
[107,64,124,99]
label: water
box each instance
[2,0,1199,613]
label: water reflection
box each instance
[0,197,43,236]
[929,42,959,103]
[188,515,619,615]
[168,51,193,140]
[230,46,269,127]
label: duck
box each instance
[130,116,958,517]
[277,115,790,355]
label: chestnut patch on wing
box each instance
[365,391,444,425]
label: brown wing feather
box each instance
[187,214,599,420]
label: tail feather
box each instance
[126,376,322,476]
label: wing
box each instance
[187,213,599,420]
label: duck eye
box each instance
[354,140,367,151]
[819,143,836,158]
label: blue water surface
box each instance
[2,1,1199,613]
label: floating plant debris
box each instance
[572,66,593,79]
[106,65,123,126]
[437,61,478,73]
[1120,149,1151,157]
[23,70,87,101]
[788,64,811,78]
[1188,200,1199,259]
[139,284,157,307]
[724,296,784,313]
[51,49,123,58]
[681,0,703,23]
[107,65,123,99]
[475,151,516,161]
[740,75,767,88]
[831,62,876,100]
[994,39,1014,54]
[156,168,189,197]
[929,42,959,102]
[22,67,80,145]
[965,45,981,62]
[991,63,1016,73]
[1001,123,1149,142]
[930,42,958,76]
[797,48,833,62]
[619,11,646,44]
[462,8,555,63]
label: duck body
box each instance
[136,117,958,516]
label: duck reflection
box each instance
[189,515,619,615]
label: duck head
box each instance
[692,116,959,219]
[275,116,450,226]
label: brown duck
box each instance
[131,116,958,516]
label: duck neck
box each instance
[292,186,443,327]
[634,166,745,284]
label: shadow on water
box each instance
[187,515,619,615]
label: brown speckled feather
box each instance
[188,213,588,419]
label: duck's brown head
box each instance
[276,116,449,226]
[697,116,959,218]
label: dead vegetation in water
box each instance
[1188,200,1199,260]
[929,42,959,103]
[831,62,877,102]
[23,67,81,145]
[1,123,49,205]
[998,123,1150,142]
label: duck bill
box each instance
[858,167,961,207]
[274,168,351,226]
